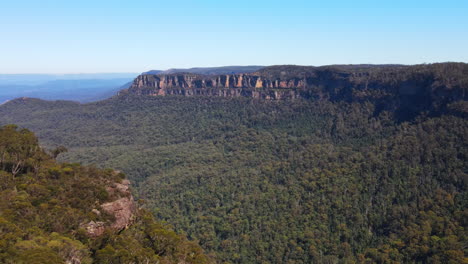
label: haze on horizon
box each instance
[1,0,467,74]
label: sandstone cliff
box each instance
[123,72,309,100]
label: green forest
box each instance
[1,94,466,263]
[0,124,211,263]
[0,64,467,263]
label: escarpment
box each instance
[122,63,468,119]
[123,73,309,100]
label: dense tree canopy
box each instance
[1,95,466,263]
[0,63,467,263]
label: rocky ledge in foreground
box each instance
[0,125,212,264]
[81,179,137,238]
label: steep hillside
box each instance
[0,125,211,264]
[0,63,467,263]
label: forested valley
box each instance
[0,64,467,263]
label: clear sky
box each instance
[1,0,467,73]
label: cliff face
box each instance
[124,73,308,100]
[131,73,308,90]
[122,63,468,119]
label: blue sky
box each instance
[1,0,467,73]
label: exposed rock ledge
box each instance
[82,179,137,237]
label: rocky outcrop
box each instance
[101,180,136,232]
[82,179,137,237]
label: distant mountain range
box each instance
[3,63,466,107]
[0,73,138,103]
[0,73,139,86]
[0,67,266,103]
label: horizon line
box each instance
[1,61,466,75]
